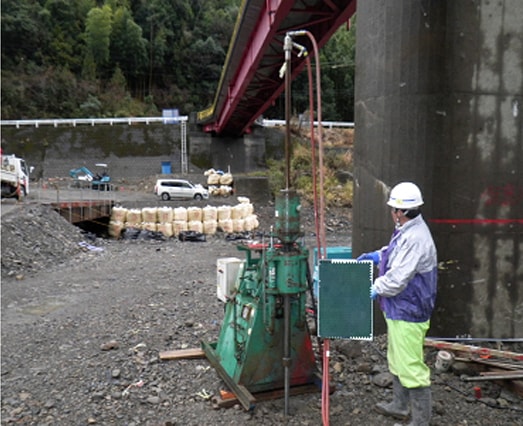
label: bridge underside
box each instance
[51,200,113,224]
[198,0,356,136]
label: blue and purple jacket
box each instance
[374,214,438,323]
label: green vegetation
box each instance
[1,1,356,121]
[262,128,354,207]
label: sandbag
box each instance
[142,207,158,223]
[173,207,188,222]
[237,196,250,204]
[231,205,244,220]
[157,222,174,238]
[125,221,142,230]
[108,220,124,238]
[244,215,257,231]
[219,173,233,185]
[126,208,142,225]
[173,220,188,236]
[157,206,174,223]
[217,206,231,221]
[202,206,218,221]
[218,219,233,233]
[203,220,217,235]
[187,206,203,222]
[232,218,245,232]
[207,173,221,185]
[142,222,158,232]
[111,206,127,222]
[188,220,203,233]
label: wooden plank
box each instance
[454,357,523,371]
[202,341,256,411]
[425,339,523,361]
[211,383,320,409]
[159,348,205,360]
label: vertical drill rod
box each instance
[283,294,291,416]
[284,35,292,190]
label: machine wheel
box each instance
[161,192,171,201]
[194,194,203,201]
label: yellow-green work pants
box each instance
[385,317,431,388]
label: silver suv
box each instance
[154,179,209,201]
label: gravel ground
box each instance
[1,196,522,425]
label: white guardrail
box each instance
[261,119,354,128]
[0,117,188,128]
[1,117,354,129]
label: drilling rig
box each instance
[202,31,373,418]
[202,189,317,411]
[202,31,318,413]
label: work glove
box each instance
[370,286,378,300]
[357,251,380,265]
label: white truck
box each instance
[1,154,32,200]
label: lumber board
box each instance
[454,357,523,371]
[425,339,523,361]
[211,383,320,409]
[159,348,205,360]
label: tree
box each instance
[321,20,357,121]
[110,7,147,91]
[1,0,48,68]
[84,5,113,74]
[41,0,95,72]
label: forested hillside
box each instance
[1,0,356,121]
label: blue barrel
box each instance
[161,161,172,174]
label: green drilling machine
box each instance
[202,189,317,411]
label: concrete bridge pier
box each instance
[188,126,281,174]
[354,0,523,337]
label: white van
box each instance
[154,179,209,201]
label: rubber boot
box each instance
[375,375,410,420]
[394,387,431,426]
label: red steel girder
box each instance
[200,0,357,136]
[203,0,292,134]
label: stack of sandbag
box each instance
[205,168,234,197]
[157,206,174,238]
[109,206,127,238]
[219,172,233,185]
[205,168,222,185]
[187,206,203,233]
[126,208,143,229]
[229,197,258,232]
[109,198,259,239]
[141,207,158,233]
[217,205,233,233]
[202,206,218,235]
[173,207,188,235]
[208,185,233,197]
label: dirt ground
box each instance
[1,186,522,425]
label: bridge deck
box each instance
[198,0,356,136]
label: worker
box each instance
[357,182,437,426]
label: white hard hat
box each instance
[387,182,424,209]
